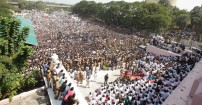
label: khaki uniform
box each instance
[54,79,59,99]
[75,71,79,85]
[46,70,52,87]
[79,70,84,84]
[66,60,72,72]
[52,74,57,91]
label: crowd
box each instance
[23,10,148,79]
[87,51,201,105]
[167,30,196,41]
[21,10,146,105]
[19,10,202,105]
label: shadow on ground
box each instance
[96,82,104,84]
[113,74,120,76]
[36,89,51,105]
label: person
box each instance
[52,72,57,92]
[85,76,90,88]
[64,87,75,102]
[58,70,64,78]
[63,83,72,97]
[46,69,51,88]
[59,74,66,87]
[86,67,91,79]
[75,70,79,86]
[79,69,84,85]
[120,67,124,77]
[42,63,48,76]
[66,93,79,105]
[124,95,130,105]
[104,74,109,85]
[58,80,67,100]
[93,71,97,82]
[54,77,60,99]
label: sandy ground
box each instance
[5,90,50,105]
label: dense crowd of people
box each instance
[166,30,196,41]
[23,10,148,79]
[18,10,202,105]
[21,10,146,105]
[25,11,145,70]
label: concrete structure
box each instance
[0,86,45,105]
[145,0,177,6]
[146,44,181,57]
[163,59,202,105]
[180,39,202,50]
[43,65,88,105]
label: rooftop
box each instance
[16,17,38,46]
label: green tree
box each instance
[0,56,23,100]
[35,1,46,11]
[72,0,97,18]
[175,13,191,30]
[140,3,172,31]
[146,14,171,32]
[190,6,202,36]
[72,1,172,32]
[158,0,171,7]
[17,0,46,11]
[0,17,30,56]
[0,0,13,17]
[94,3,106,20]
[133,6,149,29]
[0,17,34,101]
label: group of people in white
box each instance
[87,51,201,105]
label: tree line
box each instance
[0,0,43,101]
[0,16,43,101]
[72,0,202,37]
[9,0,71,13]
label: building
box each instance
[16,17,38,46]
[145,0,177,6]
[200,5,202,15]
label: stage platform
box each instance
[146,44,181,57]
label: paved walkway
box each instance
[77,69,120,97]
[44,65,120,105]
[44,65,88,105]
